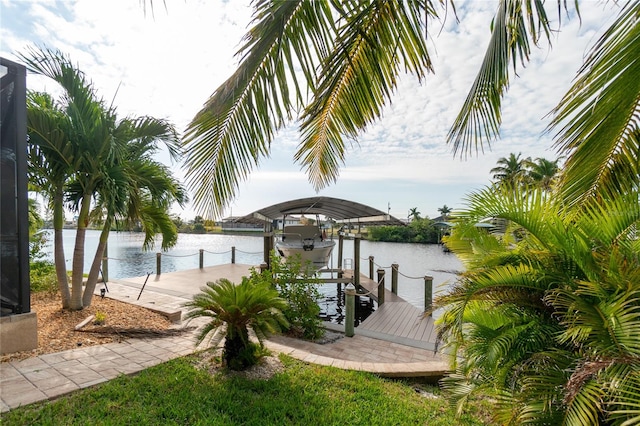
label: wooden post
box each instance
[156,252,161,276]
[199,249,204,269]
[345,283,356,337]
[231,246,236,264]
[354,236,361,287]
[260,263,268,273]
[368,256,374,280]
[424,275,433,314]
[263,232,272,268]
[338,234,344,269]
[391,263,399,295]
[377,268,385,305]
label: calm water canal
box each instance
[42,230,463,318]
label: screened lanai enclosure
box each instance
[0,57,35,354]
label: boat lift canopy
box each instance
[234,196,405,227]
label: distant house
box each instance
[273,216,301,230]
[220,216,264,232]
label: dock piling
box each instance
[391,263,398,294]
[156,252,161,276]
[377,268,385,305]
[368,256,374,280]
[345,283,356,337]
[424,275,433,314]
[354,237,361,287]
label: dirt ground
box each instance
[1,292,172,363]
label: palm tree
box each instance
[179,1,638,218]
[184,277,288,370]
[408,207,421,222]
[182,0,435,218]
[21,47,118,310]
[436,185,640,424]
[437,205,452,220]
[26,87,84,308]
[82,117,187,307]
[23,47,184,310]
[525,157,560,192]
[489,153,530,187]
[549,2,640,206]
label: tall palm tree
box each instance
[26,88,84,308]
[23,47,184,310]
[436,185,640,424]
[489,152,530,187]
[82,117,187,307]
[22,47,118,310]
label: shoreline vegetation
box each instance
[49,217,446,243]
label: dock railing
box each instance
[101,245,440,314]
[363,255,434,314]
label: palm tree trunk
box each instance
[53,187,71,309]
[224,326,250,370]
[83,217,112,307]
[70,194,92,310]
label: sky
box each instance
[0,0,620,221]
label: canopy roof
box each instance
[234,196,405,226]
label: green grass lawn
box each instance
[1,354,491,425]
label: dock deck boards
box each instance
[342,270,438,351]
[117,265,439,351]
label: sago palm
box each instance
[184,277,288,370]
[436,185,640,425]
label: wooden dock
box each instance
[341,270,439,351]
[114,265,440,353]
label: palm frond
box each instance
[182,0,335,218]
[447,0,572,157]
[607,367,640,425]
[550,1,640,206]
[296,0,435,189]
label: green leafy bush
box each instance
[29,260,57,293]
[253,252,324,340]
[368,219,439,243]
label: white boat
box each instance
[275,225,335,269]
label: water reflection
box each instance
[317,283,376,325]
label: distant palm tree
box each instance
[408,207,421,222]
[437,205,452,220]
[490,153,531,187]
[184,277,288,370]
[526,157,560,192]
